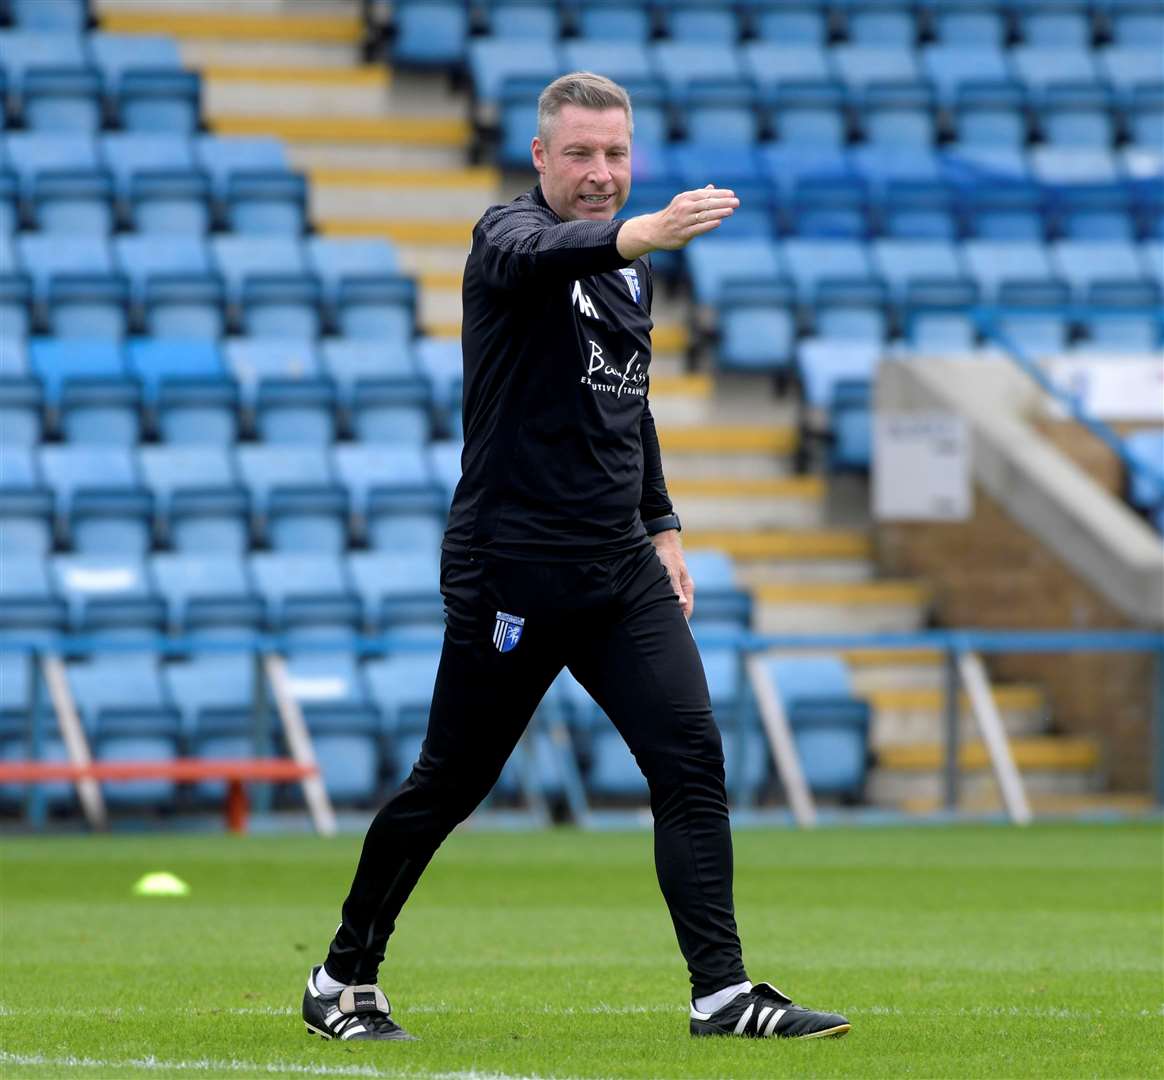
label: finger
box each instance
[687,208,735,229]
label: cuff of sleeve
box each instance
[644,513,681,536]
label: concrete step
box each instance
[686,529,870,561]
[865,685,1048,748]
[210,115,471,146]
[846,649,943,690]
[669,476,827,531]
[101,6,361,42]
[291,144,471,172]
[657,425,797,456]
[99,0,356,12]
[204,70,393,118]
[311,168,500,222]
[870,767,1104,808]
[754,580,931,634]
[183,39,364,69]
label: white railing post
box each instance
[41,653,107,830]
[746,653,818,828]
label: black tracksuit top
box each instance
[443,184,674,560]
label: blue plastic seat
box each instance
[651,42,744,95]
[1097,47,1163,99]
[560,42,654,89]
[52,552,161,632]
[225,337,334,444]
[211,234,308,299]
[47,272,130,340]
[961,180,1046,240]
[0,170,16,236]
[100,132,193,191]
[5,132,100,199]
[28,166,114,234]
[682,550,752,625]
[997,301,1071,358]
[321,339,429,442]
[249,552,359,634]
[781,238,875,303]
[0,339,43,449]
[1051,240,1146,300]
[21,66,102,132]
[114,234,211,304]
[1125,429,1164,512]
[921,45,1011,106]
[752,2,826,44]
[130,336,236,445]
[145,274,226,340]
[140,445,250,556]
[831,45,921,92]
[717,277,796,375]
[307,237,399,303]
[844,2,916,45]
[467,39,560,107]
[1141,240,1164,286]
[0,445,52,555]
[813,278,889,341]
[741,43,831,90]
[392,0,470,66]
[225,170,307,235]
[117,69,201,134]
[790,176,869,238]
[87,32,182,90]
[796,338,878,468]
[764,79,848,148]
[428,440,464,504]
[195,136,288,200]
[902,279,981,354]
[336,274,416,343]
[11,0,88,30]
[871,239,965,303]
[1053,186,1135,241]
[488,1,560,39]
[152,552,260,634]
[1011,46,1099,93]
[680,80,760,147]
[333,444,445,551]
[1040,82,1115,147]
[29,338,139,442]
[1015,2,1092,48]
[662,2,740,43]
[17,232,112,302]
[0,554,67,637]
[1082,280,1162,351]
[1127,83,1163,153]
[242,274,324,340]
[566,0,651,41]
[860,81,935,148]
[1109,1,1164,48]
[236,445,347,553]
[126,170,211,235]
[953,80,1028,148]
[962,239,1057,299]
[684,237,783,305]
[0,30,87,86]
[347,551,442,631]
[877,178,956,239]
[363,649,442,735]
[928,3,1006,46]
[0,273,33,341]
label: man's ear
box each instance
[531,136,546,175]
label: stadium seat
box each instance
[1015,1,1092,47]
[953,80,1029,149]
[1109,1,1164,48]
[225,171,307,235]
[29,338,139,442]
[716,278,797,375]
[790,177,869,239]
[487,1,560,40]
[1053,186,1135,242]
[126,336,231,418]
[0,554,67,636]
[1040,82,1116,148]
[902,279,981,354]
[962,239,1057,299]
[843,2,916,46]
[583,726,648,800]
[335,275,416,343]
[860,81,936,148]
[830,46,921,92]
[332,444,445,551]
[114,234,210,300]
[1082,280,1162,351]
[928,2,1006,46]
[28,167,113,233]
[742,43,831,90]
[99,130,197,190]
[961,181,1046,241]
[781,238,875,303]
[140,446,250,556]
[0,30,87,87]
[877,179,957,239]
[752,2,826,44]
[225,337,334,444]
[145,275,226,340]
[1141,241,1164,286]
[665,1,740,42]
[1127,83,1164,154]
[195,136,289,200]
[125,171,212,236]
[0,341,43,449]
[1096,46,1163,100]
[1051,240,1146,299]
[117,69,201,134]
[682,550,752,625]
[921,46,1011,106]
[1011,46,1100,93]
[52,553,162,632]
[364,649,442,734]
[559,43,655,91]
[152,552,261,635]
[428,440,464,503]
[813,278,888,342]
[307,238,399,301]
[467,39,560,107]
[11,0,88,31]
[0,445,53,555]
[21,66,102,132]
[0,275,34,345]
[17,232,113,305]
[685,237,783,306]
[347,551,442,631]
[46,273,130,340]
[1125,429,1164,513]
[235,445,347,553]
[0,171,17,236]
[764,80,847,148]
[871,239,966,303]
[681,80,762,148]
[320,337,425,419]
[249,552,359,634]
[651,42,744,95]
[5,132,100,197]
[211,235,307,296]
[797,338,878,468]
[87,32,182,90]
[391,0,470,66]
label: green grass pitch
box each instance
[1,822,1161,1079]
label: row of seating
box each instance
[0,0,89,32]
[0,441,466,556]
[0,646,869,808]
[1124,428,1164,527]
[0,30,180,86]
[472,39,1164,108]
[2,234,415,340]
[391,0,1164,67]
[1,134,300,234]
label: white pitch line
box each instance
[0,1053,600,1080]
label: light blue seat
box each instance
[902,280,981,354]
[871,239,965,303]
[226,170,307,235]
[307,237,399,302]
[741,43,831,89]
[921,45,1011,106]
[321,339,430,440]
[860,81,935,148]
[332,443,445,551]
[0,171,17,236]
[1125,429,1164,512]
[212,233,309,310]
[17,231,112,304]
[0,445,52,555]
[962,181,1046,240]
[1010,46,1099,93]
[103,134,210,234]
[428,440,464,503]
[560,42,653,87]
[152,552,260,635]
[225,337,334,444]
[1110,1,1164,48]
[929,3,1006,47]
[651,42,744,95]
[952,80,1028,148]
[681,80,761,148]
[683,549,751,625]
[1040,83,1115,148]
[392,0,470,65]
[1082,280,1162,351]
[814,278,889,341]
[52,553,161,633]
[765,80,848,149]
[844,3,916,46]
[488,1,560,39]
[1051,240,1145,300]
[997,308,1071,358]
[879,178,957,239]
[12,0,87,30]
[347,551,442,631]
[336,274,415,343]
[114,234,211,304]
[1054,186,1135,242]
[668,143,763,189]
[30,338,139,443]
[1015,3,1092,48]
[0,339,44,450]
[98,132,191,192]
[962,239,1057,300]
[757,145,850,197]
[28,164,113,234]
[117,69,200,134]
[717,277,796,375]
[663,2,740,43]
[145,274,226,340]
[1127,85,1163,154]
[1141,241,1164,286]
[320,339,418,392]
[790,176,869,238]
[5,132,100,200]
[236,445,347,553]
[0,555,67,637]
[797,339,881,409]
[467,39,560,107]
[781,238,875,302]
[46,272,130,340]
[569,0,652,42]
[0,273,33,344]
[684,237,783,305]
[753,3,826,44]
[87,32,182,91]
[1096,47,1163,97]
[140,446,250,556]
[249,552,359,634]
[40,443,152,554]
[21,66,103,132]
[0,30,87,86]
[196,136,288,199]
[363,650,442,735]
[830,45,921,92]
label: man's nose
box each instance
[589,156,613,183]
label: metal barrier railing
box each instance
[2,628,1161,829]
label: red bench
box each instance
[0,758,317,832]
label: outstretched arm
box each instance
[617,185,739,261]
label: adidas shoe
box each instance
[689,981,850,1039]
[302,965,415,1041]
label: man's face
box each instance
[531,105,632,222]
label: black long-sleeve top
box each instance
[443,184,674,560]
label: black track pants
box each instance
[325,541,748,997]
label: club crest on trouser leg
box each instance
[492,611,525,653]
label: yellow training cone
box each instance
[132,872,190,897]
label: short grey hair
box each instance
[536,71,633,146]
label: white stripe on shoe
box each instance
[762,1008,785,1037]
[732,1003,755,1035]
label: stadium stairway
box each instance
[89,0,1106,816]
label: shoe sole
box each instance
[306,1020,417,1042]
[796,1023,851,1040]
[691,1022,852,1040]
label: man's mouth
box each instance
[580,193,614,206]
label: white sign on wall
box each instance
[874,413,972,521]
[1043,357,1164,423]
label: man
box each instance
[302,72,850,1044]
